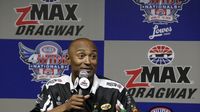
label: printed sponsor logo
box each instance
[132,0,189,39]
[150,106,172,112]
[148,45,174,65]
[46,78,62,85]
[106,82,122,89]
[14,0,84,37]
[149,25,172,39]
[19,41,69,82]
[41,0,60,3]
[125,45,197,100]
[133,0,190,24]
[56,96,62,105]
[101,103,111,110]
[79,77,90,89]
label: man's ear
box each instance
[66,54,71,65]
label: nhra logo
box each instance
[148,45,174,65]
[41,0,60,3]
[19,41,69,82]
[133,0,190,24]
[149,106,172,112]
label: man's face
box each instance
[68,40,98,79]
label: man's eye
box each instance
[91,54,97,59]
[78,54,85,58]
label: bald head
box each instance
[68,38,97,56]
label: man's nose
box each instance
[84,56,91,65]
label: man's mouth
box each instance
[80,68,92,73]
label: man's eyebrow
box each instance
[92,49,97,52]
[76,48,97,52]
[76,49,85,52]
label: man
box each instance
[31,38,139,112]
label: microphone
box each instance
[78,70,90,95]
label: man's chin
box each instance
[87,72,95,78]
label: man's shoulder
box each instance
[45,75,70,89]
[98,77,124,92]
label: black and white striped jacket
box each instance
[31,74,137,112]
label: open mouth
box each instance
[80,68,95,76]
[79,69,93,78]
[80,68,92,73]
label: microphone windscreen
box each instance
[79,70,89,78]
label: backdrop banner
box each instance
[0,0,199,112]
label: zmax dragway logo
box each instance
[19,41,69,82]
[125,45,197,100]
[14,0,84,36]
